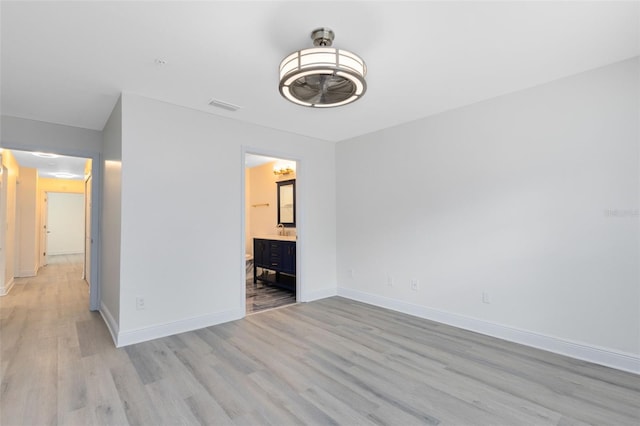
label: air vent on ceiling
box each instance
[208,98,241,112]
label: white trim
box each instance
[0,278,15,296]
[47,250,84,256]
[301,286,337,302]
[15,267,37,278]
[116,308,244,347]
[337,287,640,375]
[99,301,119,346]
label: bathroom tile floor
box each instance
[246,278,296,314]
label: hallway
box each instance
[0,255,107,424]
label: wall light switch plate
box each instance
[411,279,419,291]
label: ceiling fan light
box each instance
[313,95,360,108]
[335,71,365,95]
[278,28,367,108]
[283,69,333,87]
[280,86,314,107]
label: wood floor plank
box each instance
[184,393,234,426]
[109,362,163,426]
[172,343,251,421]
[81,354,130,426]
[57,336,87,416]
[144,378,202,425]
[2,255,639,425]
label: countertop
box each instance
[253,234,297,242]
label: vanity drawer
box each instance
[253,238,295,275]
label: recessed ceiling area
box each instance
[1,1,638,142]
[9,149,88,180]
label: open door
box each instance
[39,192,48,267]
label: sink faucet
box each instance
[277,223,285,236]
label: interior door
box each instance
[84,175,92,284]
[40,192,48,267]
[47,192,84,257]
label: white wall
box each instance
[101,97,122,332]
[0,115,102,157]
[1,116,102,155]
[337,58,639,371]
[15,167,38,276]
[116,93,336,344]
[0,150,19,295]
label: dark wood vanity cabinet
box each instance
[253,238,296,291]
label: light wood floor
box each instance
[1,258,639,425]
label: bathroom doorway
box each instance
[244,152,299,314]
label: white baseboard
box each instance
[116,308,244,347]
[337,287,640,375]
[16,267,37,278]
[301,286,337,302]
[99,302,119,346]
[48,250,83,256]
[0,278,15,296]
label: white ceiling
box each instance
[1,1,638,143]
[9,149,88,180]
[245,154,280,168]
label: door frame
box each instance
[1,144,102,311]
[0,162,6,293]
[84,174,92,284]
[40,191,48,267]
[241,146,303,315]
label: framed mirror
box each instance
[277,179,296,227]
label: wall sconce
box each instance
[273,166,294,176]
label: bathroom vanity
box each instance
[253,236,296,291]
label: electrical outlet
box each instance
[411,279,419,291]
[136,296,145,310]
[387,276,394,287]
[482,292,491,304]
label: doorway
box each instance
[244,152,299,314]
[0,148,100,309]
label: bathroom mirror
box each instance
[277,179,295,227]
